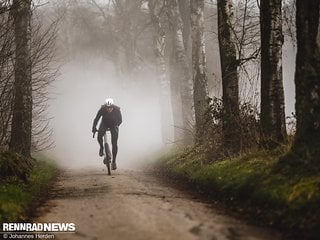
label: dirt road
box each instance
[35,168,281,240]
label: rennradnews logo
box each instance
[2,223,76,232]
[1,223,76,239]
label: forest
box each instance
[0,0,319,162]
[0,0,320,239]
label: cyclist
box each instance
[92,98,122,170]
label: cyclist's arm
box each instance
[117,108,122,126]
[92,108,102,131]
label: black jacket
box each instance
[92,104,122,130]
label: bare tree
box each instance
[217,0,241,155]
[9,0,33,157]
[178,0,191,51]
[30,9,59,151]
[166,0,194,145]
[148,0,171,143]
[0,9,14,149]
[111,0,144,73]
[232,0,260,104]
[283,0,296,46]
[66,0,152,77]
[0,3,58,152]
[190,0,210,141]
[289,0,320,166]
[260,0,287,148]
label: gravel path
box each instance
[35,168,281,240]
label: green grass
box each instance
[0,153,57,224]
[157,146,320,238]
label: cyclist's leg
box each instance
[110,126,119,163]
[97,124,107,157]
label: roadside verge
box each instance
[0,151,57,225]
[153,147,320,240]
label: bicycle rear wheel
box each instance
[104,143,111,175]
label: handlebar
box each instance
[92,128,113,138]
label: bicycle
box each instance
[93,130,112,175]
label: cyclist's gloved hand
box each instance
[92,127,97,133]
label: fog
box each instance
[47,57,164,169]
[283,42,296,118]
[47,48,295,170]
[40,1,296,169]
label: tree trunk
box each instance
[260,0,287,148]
[178,0,191,51]
[166,0,194,145]
[217,0,240,155]
[190,0,210,141]
[9,0,32,157]
[291,0,320,164]
[114,0,137,74]
[169,53,184,142]
[124,15,135,73]
[149,0,172,144]
[0,12,14,148]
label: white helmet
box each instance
[105,98,114,106]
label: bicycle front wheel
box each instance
[104,143,111,175]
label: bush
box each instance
[0,157,56,224]
[200,97,260,161]
[0,151,35,181]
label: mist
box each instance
[283,42,296,118]
[40,0,297,169]
[47,56,164,169]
